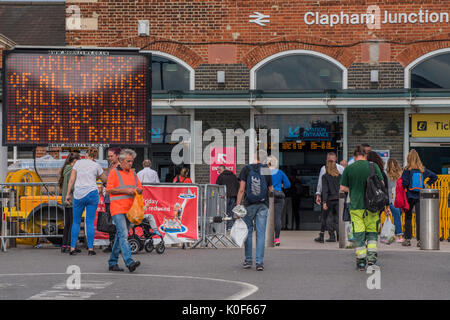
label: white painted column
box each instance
[342,109,348,161]
[249,109,255,164]
[0,103,8,183]
[189,109,195,183]
[403,109,410,167]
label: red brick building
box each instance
[2,1,450,229]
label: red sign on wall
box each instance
[142,185,198,244]
[210,147,236,184]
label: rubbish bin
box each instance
[420,189,440,250]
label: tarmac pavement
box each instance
[0,231,449,301]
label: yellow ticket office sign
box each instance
[412,114,450,138]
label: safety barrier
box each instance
[378,175,450,240]
[429,175,450,240]
[1,182,65,251]
[193,184,237,248]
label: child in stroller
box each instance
[128,214,165,254]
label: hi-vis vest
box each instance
[109,168,138,203]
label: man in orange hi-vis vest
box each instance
[106,149,143,273]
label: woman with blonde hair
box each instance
[401,149,438,247]
[386,158,405,243]
[320,160,341,242]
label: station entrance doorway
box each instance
[255,114,343,230]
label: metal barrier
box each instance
[193,184,238,249]
[429,175,450,240]
[0,182,65,252]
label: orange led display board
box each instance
[2,47,151,146]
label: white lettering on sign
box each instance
[304,9,449,27]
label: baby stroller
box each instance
[128,214,165,255]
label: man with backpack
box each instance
[216,165,240,231]
[236,150,273,271]
[340,145,386,271]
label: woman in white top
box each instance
[65,147,107,255]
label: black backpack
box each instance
[364,162,389,214]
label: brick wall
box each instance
[347,108,404,163]
[195,64,249,90]
[194,109,250,184]
[348,62,404,89]
[66,0,450,69]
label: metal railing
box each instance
[193,184,237,249]
[1,182,65,251]
[140,183,237,249]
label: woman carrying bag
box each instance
[59,151,81,253]
[321,160,341,242]
[401,150,438,247]
[385,158,405,243]
[65,147,107,255]
[267,156,291,247]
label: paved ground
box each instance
[0,231,449,301]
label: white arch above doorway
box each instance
[144,50,196,90]
[249,49,348,90]
[404,47,450,89]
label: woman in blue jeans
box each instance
[65,147,107,255]
[386,158,405,243]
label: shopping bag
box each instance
[230,218,248,247]
[97,211,116,234]
[127,192,145,225]
[345,222,354,242]
[380,216,395,244]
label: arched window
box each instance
[252,51,346,90]
[410,51,450,88]
[152,55,191,90]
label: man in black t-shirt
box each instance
[236,150,273,271]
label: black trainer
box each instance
[128,261,141,273]
[109,265,124,272]
[242,261,252,269]
[256,264,264,271]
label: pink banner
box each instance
[210,147,236,184]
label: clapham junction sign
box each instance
[304,9,450,27]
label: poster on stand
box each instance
[142,185,199,244]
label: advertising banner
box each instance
[210,147,236,184]
[142,185,199,244]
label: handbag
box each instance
[273,190,285,199]
[97,211,116,234]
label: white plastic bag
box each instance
[230,218,248,247]
[380,217,395,244]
